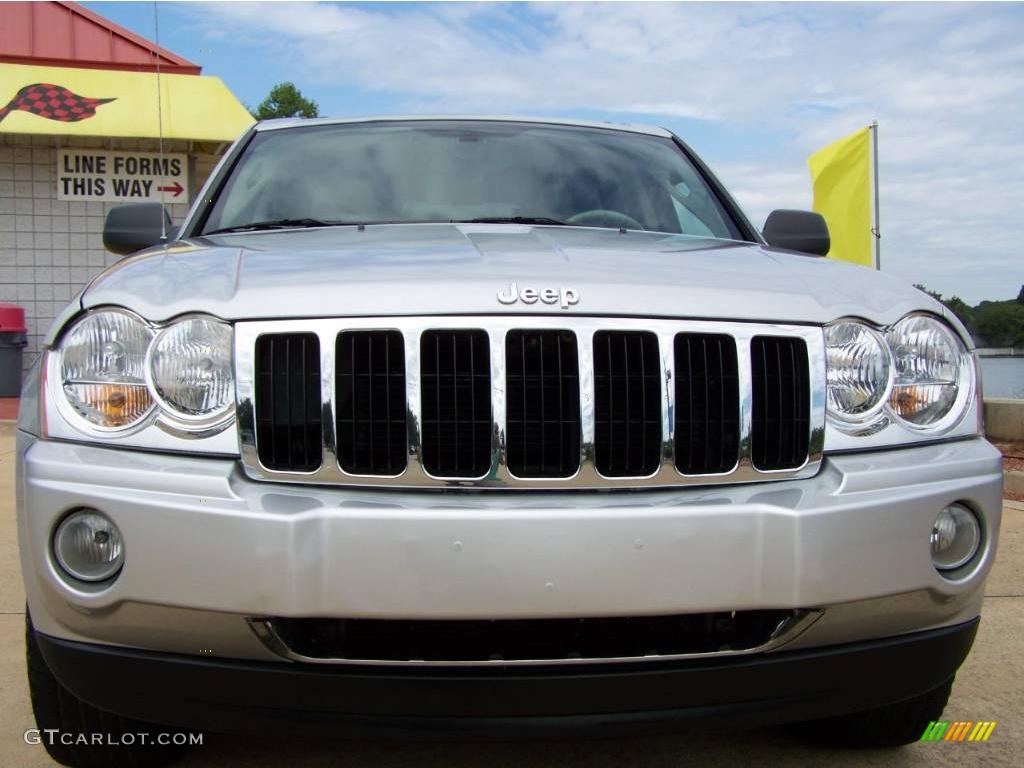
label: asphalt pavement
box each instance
[1,424,1021,767]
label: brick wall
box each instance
[0,133,220,374]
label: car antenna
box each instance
[153,2,167,244]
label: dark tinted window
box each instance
[202,121,742,239]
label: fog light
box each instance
[930,504,980,571]
[53,510,124,582]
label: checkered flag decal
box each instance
[0,83,115,124]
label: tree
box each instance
[943,296,974,329]
[914,285,973,331]
[250,82,318,120]
[1017,284,1024,305]
[973,302,1024,348]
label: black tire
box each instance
[26,611,194,768]
[793,677,954,748]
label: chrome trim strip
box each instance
[235,316,825,490]
[246,610,824,667]
[487,328,507,483]
[575,327,599,485]
[657,328,676,473]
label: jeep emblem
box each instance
[497,282,580,310]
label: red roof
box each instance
[0,1,200,75]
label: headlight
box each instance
[824,312,975,444]
[825,321,891,427]
[59,310,154,430]
[887,315,968,428]
[55,310,234,437]
[148,317,234,426]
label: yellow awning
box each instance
[0,63,254,142]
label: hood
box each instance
[80,223,947,329]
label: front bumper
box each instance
[35,619,979,737]
[17,434,1003,662]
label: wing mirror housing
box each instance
[103,203,172,256]
[763,209,830,256]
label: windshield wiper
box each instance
[204,218,344,235]
[455,216,567,226]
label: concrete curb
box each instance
[985,398,1024,442]
[1006,470,1024,498]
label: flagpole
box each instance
[871,120,880,270]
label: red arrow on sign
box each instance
[157,181,183,198]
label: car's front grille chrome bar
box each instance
[235,316,825,490]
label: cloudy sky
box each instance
[87,1,1023,304]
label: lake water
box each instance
[979,357,1024,399]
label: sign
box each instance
[57,149,189,203]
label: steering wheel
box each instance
[566,209,645,231]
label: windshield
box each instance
[200,121,745,239]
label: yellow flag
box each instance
[807,127,874,267]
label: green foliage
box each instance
[943,296,974,328]
[917,284,1024,348]
[973,302,1024,347]
[921,286,1024,348]
[915,284,973,330]
[250,82,319,120]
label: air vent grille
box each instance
[594,330,662,477]
[751,335,810,471]
[420,330,492,477]
[674,334,740,475]
[505,330,581,478]
[336,330,407,475]
[254,333,322,472]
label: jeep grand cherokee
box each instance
[17,118,1002,766]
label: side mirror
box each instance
[103,203,172,256]
[762,209,830,256]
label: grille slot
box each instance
[336,330,407,475]
[262,610,802,663]
[674,334,740,474]
[254,333,322,472]
[751,336,810,470]
[593,331,662,477]
[420,330,492,477]
[505,330,581,478]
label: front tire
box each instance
[25,611,194,768]
[794,677,954,748]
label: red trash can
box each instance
[0,303,27,396]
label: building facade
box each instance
[0,1,253,371]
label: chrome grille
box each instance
[236,317,825,489]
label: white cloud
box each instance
[197,1,1023,303]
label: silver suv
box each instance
[17,118,1003,767]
